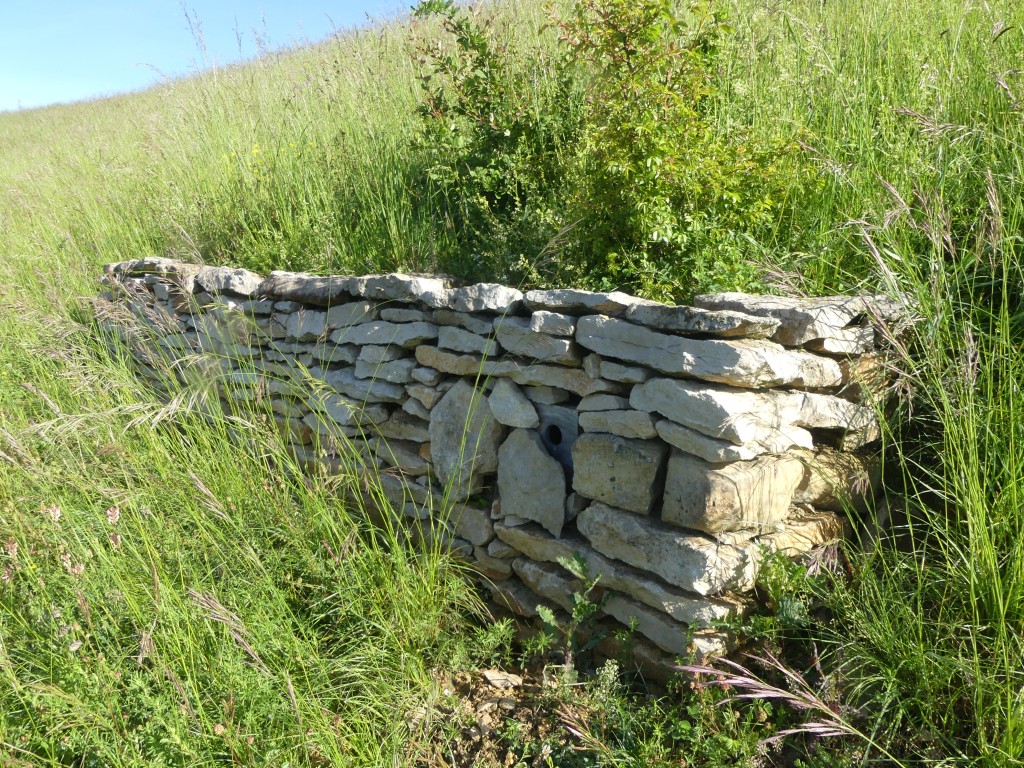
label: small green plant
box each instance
[534,554,606,674]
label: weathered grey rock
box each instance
[321,367,406,403]
[452,505,495,546]
[373,438,431,476]
[414,346,495,377]
[348,273,454,307]
[274,300,302,313]
[662,452,805,533]
[259,271,353,306]
[694,292,901,346]
[488,379,540,428]
[530,311,577,336]
[327,301,377,329]
[195,266,263,297]
[598,358,652,384]
[497,429,566,536]
[310,343,359,366]
[285,309,327,342]
[332,320,439,348]
[488,579,550,618]
[795,392,877,433]
[571,434,667,515]
[239,298,275,315]
[380,307,431,323]
[432,309,494,335]
[449,283,523,313]
[565,492,588,521]
[105,257,198,281]
[406,383,446,409]
[576,316,842,389]
[524,289,642,315]
[578,394,630,412]
[630,378,806,447]
[487,539,519,559]
[403,397,432,421]
[300,412,363,441]
[754,508,846,556]
[410,366,444,386]
[429,380,504,499]
[378,411,431,442]
[508,364,616,397]
[493,316,583,366]
[522,385,571,405]
[578,410,658,440]
[495,523,745,626]
[305,391,387,426]
[438,325,499,356]
[623,302,780,339]
[512,559,580,612]
[354,358,417,384]
[576,503,752,595]
[357,344,405,364]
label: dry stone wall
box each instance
[97,257,899,661]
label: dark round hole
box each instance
[545,424,563,446]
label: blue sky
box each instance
[0,1,410,112]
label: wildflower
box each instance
[2,565,12,583]
[108,532,122,549]
[44,503,61,523]
[106,506,121,525]
[4,537,16,559]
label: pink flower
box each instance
[4,537,16,559]
[106,506,121,525]
[44,504,61,523]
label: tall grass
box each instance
[1,0,1023,764]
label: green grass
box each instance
[1,0,1023,764]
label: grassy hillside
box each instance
[1,0,1023,765]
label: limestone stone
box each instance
[576,315,842,389]
[495,523,745,626]
[321,367,406,403]
[239,298,275,315]
[414,346,494,377]
[630,378,806,447]
[300,412,363,441]
[274,300,302,313]
[488,579,550,618]
[522,386,571,405]
[794,450,880,511]
[306,391,387,426]
[380,307,431,323]
[512,559,580,612]
[530,311,577,336]
[348,273,455,307]
[452,505,496,546]
[754,508,846,556]
[429,380,504,499]
[662,452,805,533]
[354,357,417,384]
[195,266,263,297]
[497,429,566,536]
[576,503,752,595]
[373,438,431,476]
[693,292,902,346]
[285,309,327,342]
[473,548,514,580]
[623,302,780,339]
[599,358,652,384]
[310,343,359,366]
[602,595,698,656]
[523,288,641,315]
[493,316,583,366]
[488,379,540,428]
[805,325,875,355]
[449,283,523,313]
[105,256,198,281]
[432,309,494,335]
[407,383,445,409]
[487,539,519,559]
[565,492,588,521]
[259,272,353,306]
[332,320,439,348]
[378,411,431,442]
[358,344,405,364]
[654,419,804,463]
[327,301,378,329]
[410,366,444,386]
[508,364,616,397]
[578,394,630,412]
[438,325,499,356]
[571,434,667,515]
[795,392,877,433]
[578,410,658,440]
[403,398,432,421]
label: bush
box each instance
[412,0,811,299]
